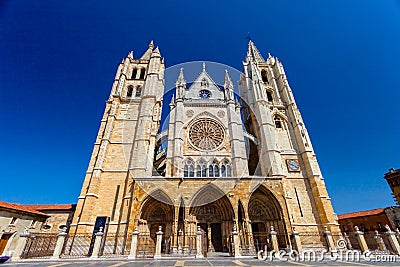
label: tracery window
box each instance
[208,160,220,177]
[183,158,232,177]
[189,118,224,151]
[221,159,232,177]
[184,159,195,177]
[196,159,207,177]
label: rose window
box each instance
[189,119,224,151]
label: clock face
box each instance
[287,159,300,172]
[199,90,211,99]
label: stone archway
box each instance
[248,185,288,251]
[189,185,235,253]
[139,190,174,253]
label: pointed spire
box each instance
[169,94,176,109]
[176,68,186,86]
[128,51,134,59]
[151,46,161,58]
[176,68,186,99]
[247,40,264,63]
[148,40,154,49]
[266,52,276,65]
[140,40,155,60]
[202,62,206,72]
[224,70,234,101]
[224,69,233,88]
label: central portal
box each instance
[189,185,235,253]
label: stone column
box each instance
[128,227,139,259]
[246,220,255,252]
[51,228,68,259]
[324,226,337,253]
[354,226,369,253]
[232,226,241,258]
[207,223,214,252]
[154,226,163,259]
[178,229,183,254]
[291,227,302,254]
[385,225,400,255]
[172,206,179,254]
[270,226,279,254]
[196,226,204,258]
[90,227,104,259]
[10,230,29,261]
[374,231,386,251]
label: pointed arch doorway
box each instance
[248,185,289,251]
[138,190,174,254]
[189,185,235,253]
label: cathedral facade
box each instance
[69,40,339,255]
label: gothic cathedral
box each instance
[69,40,339,255]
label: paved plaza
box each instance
[2,257,399,267]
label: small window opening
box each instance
[127,87,133,97]
[261,69,269,83]
[139,68,146,79]
[274,117,282,128]
[135,86,142,97]
[131,68,138,79]
[267,91,273,102]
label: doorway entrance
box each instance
[0,233,12,255]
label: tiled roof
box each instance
[338,208,386,220]
[27,204,76,211]
[0,201,48,217]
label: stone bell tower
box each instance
[239,40,338,232]
[70,41,165,235]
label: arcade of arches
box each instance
[136,185,288,254]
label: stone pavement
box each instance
[2,257,399,267]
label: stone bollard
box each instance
[90,227,104,259]
[344,233,352,250]
[128,226,139,259]
[154,226,163,259]
[232,225,241,258]
[292,227,302,254]
[323,226,337,253]
[374,231,386,251]
[196,226,204,258]
[385,225,400,255]
[51,228,68,259]
[270,226,279,254]
[11,229,29,261]
[354,226,369,253]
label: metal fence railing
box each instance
[20,233,58,259]
[61,233,94,258]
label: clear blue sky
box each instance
[1,1,399,214]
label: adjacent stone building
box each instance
[0,201,48,256]
[338,206,400,233]
[0,202,75,256]
[69,40,340,255]
[384,168,400,206]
